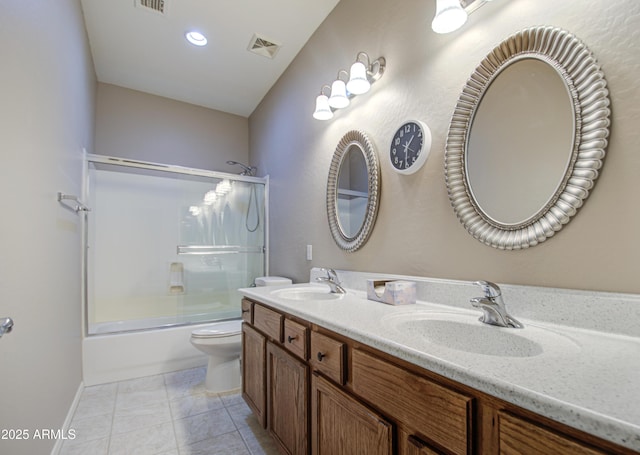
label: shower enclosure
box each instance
[84,155,267,335]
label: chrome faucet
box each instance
[316,268,346,294]
[470,281,523,328]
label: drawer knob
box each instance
[317,352,326,362]
[242,309,250,313]
[287,335,297,343]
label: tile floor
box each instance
[60,367,280,455]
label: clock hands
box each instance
[402,135,416,167]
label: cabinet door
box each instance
[242,323,266,428]
[267,342,309,455]
[498,411,607,455]
[311,373,392,455]
[351,349,471,455]
[406,435,443,455]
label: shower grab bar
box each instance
[177,245,264,255]
[58,192,91,213]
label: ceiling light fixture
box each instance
[313,51,386,121]
[185,31,207,47]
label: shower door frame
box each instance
[82,154,269,337]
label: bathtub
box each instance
[82,318,241,386]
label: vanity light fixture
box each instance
[312,51,386,120]
[185,31,208,46]
[328,70,350,109]
[313,85,334,120]
[432,0,468,34]
[432,0,498,34]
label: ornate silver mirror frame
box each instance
[445,26,610,250]
[327,130,381,252]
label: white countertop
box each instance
[239,280,640,452]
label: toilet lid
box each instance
[192,320,242,338]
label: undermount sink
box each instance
[383,311,579,358]
[271,286,342,301]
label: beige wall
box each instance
[250,0,640,293]
[0,0,95,453]
[95,83,250,172]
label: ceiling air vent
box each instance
[247,34,281,59]
[135,0,167,16]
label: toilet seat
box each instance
[191,320,242,339]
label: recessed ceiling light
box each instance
[185,31,207,47]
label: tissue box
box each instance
[366,280,416,305]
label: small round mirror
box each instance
[327,130,380,252]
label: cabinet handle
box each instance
[242,309,250,313]
[317,352,326,362]
[287,335,297,343]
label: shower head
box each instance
[226,161,257,176]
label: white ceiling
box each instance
[80,0,340,117]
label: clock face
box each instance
[389,121,431,175]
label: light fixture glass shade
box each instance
[431,0,468,34]
[346,62,371,95]
[313,95,333,120]
[328,80,350,109]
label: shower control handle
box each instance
[0,317,14,338]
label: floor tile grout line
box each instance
[163,371,183,455]
[106,381,118,454]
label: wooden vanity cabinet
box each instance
[243,302,310,455]
[241,298,253,323]
[311,373,393,455]
[242,323,266,427]
[267,341,309,455]
[497,411,609,455]
[309,331,346,385]
[405,433,443,455]
[350,348,472,455]
[242,298,637,455]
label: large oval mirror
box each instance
[327,130,380,252]
[445,26,610,250]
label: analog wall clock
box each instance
[389,120,432,175]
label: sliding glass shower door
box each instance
[85,157,267,335]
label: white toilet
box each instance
[190,276,292,393]
[190,320,243,393]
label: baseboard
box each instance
[50,381,84,455]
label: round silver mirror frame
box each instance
[445,26,611,250]
[327,130,381,252]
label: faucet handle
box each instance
[473,280,501,298]
[319,268,340,283]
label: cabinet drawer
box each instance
[310,331,345,384]
[253,304,283,342]
[241,299,253,324]
[498,411,606,455]
[351,349,472,455]
[283,318,308,360]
